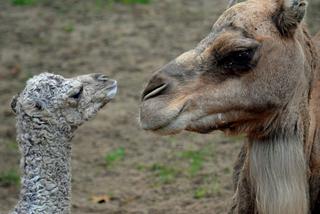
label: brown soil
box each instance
[0,0,319,213]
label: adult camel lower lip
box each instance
[142,100,190,132]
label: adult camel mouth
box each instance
[140,95,257,135]
[149,113,235,135]
[140,97,235,135]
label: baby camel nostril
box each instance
[142,83,168,101]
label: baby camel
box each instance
[10,73,117,214]
[140,0,320,213]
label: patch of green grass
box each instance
[211,178,221,195]
[135,164,147,171]
[105,148,125,167]
[0,170,20,187]
[11,0,37,6]
[136,146,216,185]
[194,186,208,199]
[150,163,179,184]
[63,24,75,33]
[193,177,221,199]
[178,149,210,176]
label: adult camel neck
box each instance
[12,114,73,214]
[248,101,310,214]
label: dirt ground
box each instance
[0,0,319,213]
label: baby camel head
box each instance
[11,72,117,129]
[140,0,311,138]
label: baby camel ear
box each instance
[273,0,308,37]
[11,94,20,114]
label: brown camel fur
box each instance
[140,0,320,213]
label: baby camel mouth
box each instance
[106,80,118,99]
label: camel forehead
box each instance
[214,0,277,32]
[27,73,66,88]
[23,73,73,99]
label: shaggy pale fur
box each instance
[250,135,308,214]
[10,73,117,214]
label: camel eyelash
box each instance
[216,48,257,73]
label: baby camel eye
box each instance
[69,86,83,99]
[217,48,257,73]
[35,102,43,111]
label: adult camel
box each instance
[140,0,320,213]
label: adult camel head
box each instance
[140,0,312,139]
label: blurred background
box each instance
[0,0,319,213]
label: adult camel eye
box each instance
[69,86,83,100]
[217,48,257,73]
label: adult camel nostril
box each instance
[142,74,170,101]
[142,83,168,101]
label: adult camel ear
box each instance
[11,94,20,114]
[273,0,308,37]
[227,0,238,8]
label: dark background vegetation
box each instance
[0,0,319,213]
